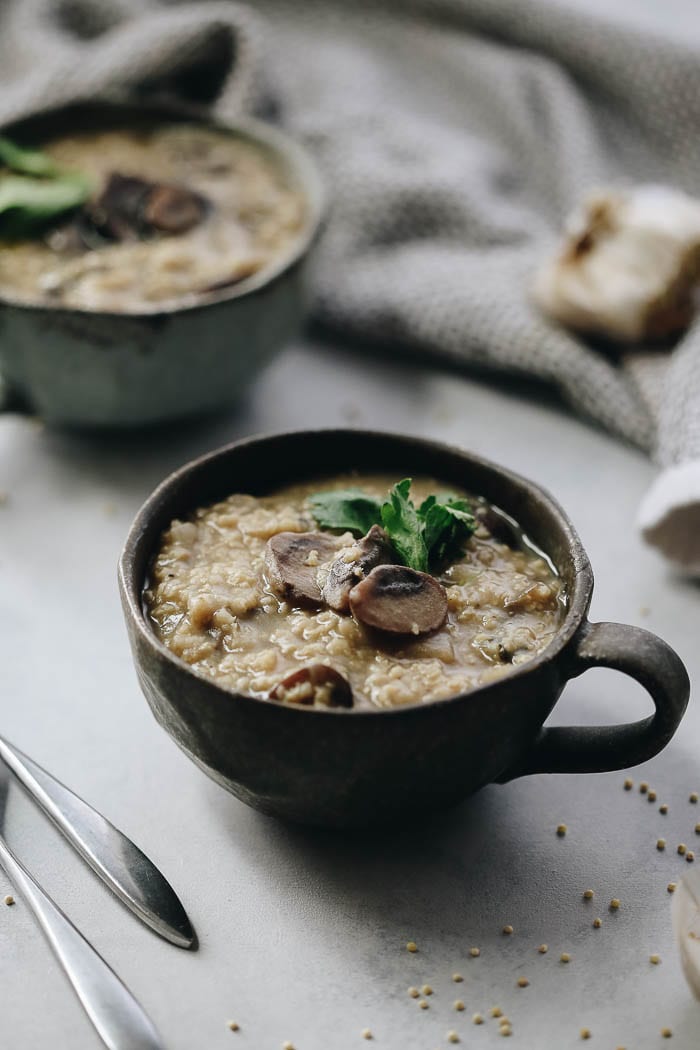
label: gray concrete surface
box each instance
[1,339,698,1049]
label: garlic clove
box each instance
[533,186,700,343]
[672,870,700,999]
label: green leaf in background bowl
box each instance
[0,135,59,177]
[0,173,91,238]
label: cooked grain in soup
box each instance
[145,476,566,710]
[0,125,305,312]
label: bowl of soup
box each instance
[0,102,323,426]
[119,430,689,827]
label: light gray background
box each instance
[1,339,699,1049]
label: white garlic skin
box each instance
[534,186,700,343]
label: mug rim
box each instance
[119,428,594,719]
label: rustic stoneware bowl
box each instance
[119,430,690,828]
[0,102,323,427]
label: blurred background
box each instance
[1,0,699,570]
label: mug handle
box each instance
[499,621,690,780]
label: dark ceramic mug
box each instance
[0,102,323,426]
[119,430,690,827]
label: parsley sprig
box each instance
[309,479,476,572]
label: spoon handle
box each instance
[0,736,194,948]
[0,833,165,1050]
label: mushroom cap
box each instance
[265,531,344,605]
[269,664,353,708]
[323,524,397,613]
[143,184,208,235]
[349,564,448,636]
[88,173,207,241]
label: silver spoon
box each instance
[0,774,165,1049]
[0,735,194,948]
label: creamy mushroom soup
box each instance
[0,125,306,312]
[145,475,566,710]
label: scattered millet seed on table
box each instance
[503,924,514,935]
[418,1000,429,1010]
[593,918,602,929]
[690,793,698,804]
[580,1028,591,1040]
[4,895,15,906]
[668,883,677,894]
[660,804,669,815]
[648,791,657,802]
[661,1027,673,1038]
[695,824,700,835]
[537,944,548,954]
[640,782,649,794]
[500,1026,512,1037]
[452,973,463,983]
[227,1021,239,1032]
[678,844,687,856]
[454,1000,465,1012]
[517,977,529,988]
[447,1032,460,1044]
[470,947,481,957]
[609,899,621,910]
[657,839,666,851]
[361,1029,372,1040]
[421,985,433,996]
[650,955,661,965]
[490,1007,503,1018]
[408,987,419,998]
[472,1013,484,1025]
[560,953,571,963]
[624,779,633,790]
[687,851,695,862]
[583,889,594,900]
[556,824,567,837]
[499,1017,511,1027]
[282,1043,295,1050]
[406,941,418,953]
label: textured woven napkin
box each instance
[1,0,699,572]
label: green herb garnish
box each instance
[309,479,476,572]
[380,477,429,571]
[0,136,91,238]
[0,136,60,178]
[307,487,385,536]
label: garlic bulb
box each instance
[534,186,700,342]
[672,871,700,999]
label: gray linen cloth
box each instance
[1,0,699,571]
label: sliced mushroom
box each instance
[400,631,455,663]
[269,665,353,708]
[85,173,207,242]
[322,525,397,613]
[265,531,343,605]
[349,564,448,636]
[142,184,208,235]
[89,174,150,241]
